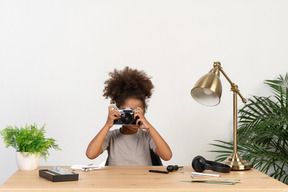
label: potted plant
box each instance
[210,73,288,184]
[0,123,61,170]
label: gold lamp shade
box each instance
[190,67,222,106]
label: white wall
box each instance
[0,0,288,185]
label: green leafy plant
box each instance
[0,123,61,160]
[210,73,288,184]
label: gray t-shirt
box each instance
[101,129,157,166]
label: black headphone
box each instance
[192,155,231,173]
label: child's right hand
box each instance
[105,105,121,128]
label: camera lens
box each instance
[121,113,133,124]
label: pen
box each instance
[149,170,169,174]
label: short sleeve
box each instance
[148,134,157,153]
[101,131,113,151]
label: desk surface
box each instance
[0,166,287,192]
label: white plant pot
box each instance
[16,152,40,170]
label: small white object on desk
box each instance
[71,161,105,171]
[191,172,221,178]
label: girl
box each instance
[86,67,172,166]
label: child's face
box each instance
[119,97,144,111]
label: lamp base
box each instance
[223,152,252,171]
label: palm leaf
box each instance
[210,73,288,184]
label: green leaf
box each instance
[0,123,61,161]
[210,73,288,185]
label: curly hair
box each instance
[103,66,154,111]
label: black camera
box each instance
[113,107,139,125]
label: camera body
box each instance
[113,107,139,125]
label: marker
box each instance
[166,165,183,172]
[149,170,169,174]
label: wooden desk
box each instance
[0,166,287,192]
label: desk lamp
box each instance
[190,61,252,170]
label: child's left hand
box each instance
[134,107,152,130]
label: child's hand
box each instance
[105,105,120,128]
[134,107,152,129]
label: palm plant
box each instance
[210,73,288,184]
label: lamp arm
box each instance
[211,62,252,170]
[214,62,247,104]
